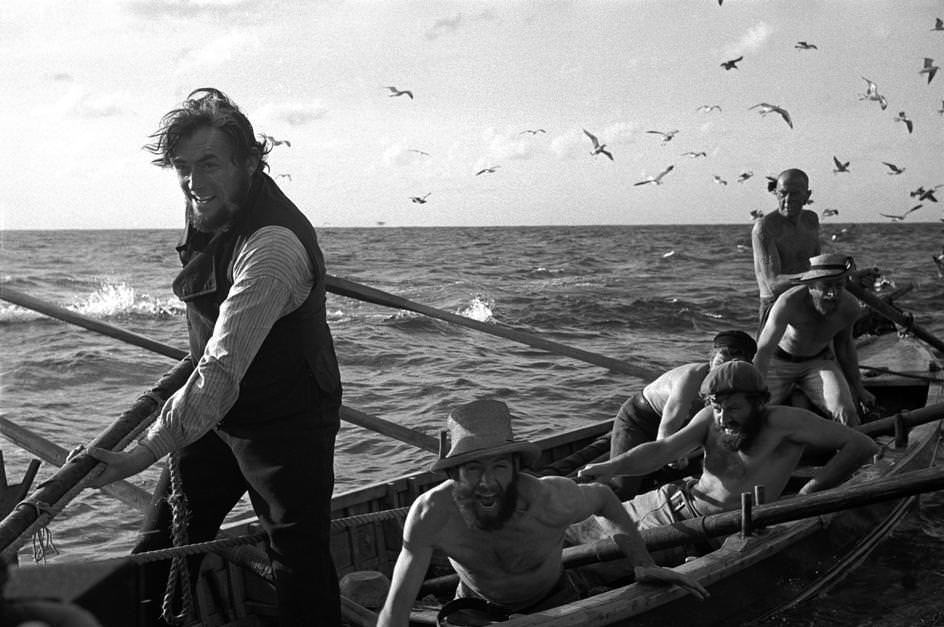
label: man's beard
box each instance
[811,295,838,316]
[452,475,519,531]
[716,410,762,452]
[187,175,252,233]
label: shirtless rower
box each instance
[377,400,708,626]
[753,253,876,426]
[752,168,821,327]
[608,330,757,499]
[575,361,877,547]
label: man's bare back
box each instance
[770,286,859,357]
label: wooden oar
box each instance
[0,358,194,560]
[0,285,438,453]
[847,281,944,354]
[0,416,152,512]
[326,274,660,380]
[562,465,944,567]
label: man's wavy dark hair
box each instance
[144,88,270,175]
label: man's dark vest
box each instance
[172,173,341,428]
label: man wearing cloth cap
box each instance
[606,330,757,499]
[576,362,877,553]
[377,400,708,626]
[753,253,876,426]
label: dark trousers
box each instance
[133,410,340,627]
[608,394,661,500]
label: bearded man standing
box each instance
[577,361,877,531]
[377,400,708,626]
[753,253,876,427]
[82,88,343,626]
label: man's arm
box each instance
[783,409,879,495]
[377,494,440,627]
[656,371,702,440]
[578,412,710,484]
[753,295,792,378]
[832,306,876,409]
[576,482,709,600]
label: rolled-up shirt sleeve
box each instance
[140,226,315,459]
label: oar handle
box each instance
[846,282,944,354]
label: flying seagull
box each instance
[832,156,850,173]
[682,151,707,158]
[713,175,728,186]
[893,111,914,134]
[933,18,944,31]
[721,56,743,70]
[696,105,722,113]
[749,102,794,128]
[939,100,944,115]
[475,165,500,175]
[409,149,431,157]
[519,129,546,135]
[879,205,923,221]
[275,173,292,181]
[822,208,840,218]
[633,165,675,186]
[882,162,905,175]
[261,133,291,147]
[409,193,431,204]
[795,41,818,50]
[919,57,939,84]
[859,77,888,110]
[646,129,679,143]
[583,129,614,160]
[911,185,942,203]
[383,86,413,99]
[737,171,754,183]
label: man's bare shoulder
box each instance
[407,481,454,531]
[523,474,603,524]
[754,212,783,237]
[799,210,820,228]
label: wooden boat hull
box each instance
[6,334,943,627]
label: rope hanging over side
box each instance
[25,501,59,563]
[161,452,196,626]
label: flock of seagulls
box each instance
[342,14,943,229]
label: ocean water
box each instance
[1,223,943,625]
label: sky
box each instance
[1,0,942,229]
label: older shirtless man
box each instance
[577,361,878,536]
[377,400,708,626]
[608,330,757,499]
[753,253,876,426]
[752,168,821,326]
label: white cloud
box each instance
[53,85,130,118]
[480,127,538,162]
[723,21,773,58]
[424,10,494,40]
[253,101,328,126]
[176,31,261,73]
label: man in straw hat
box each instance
[377,400,709,626]
[576,362,877,559]
[605,330,757,499]
[753,252,876,426]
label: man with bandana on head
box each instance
[376,400,709,627]
[577,361,877,543]
[606,330,757,499]
[753,253,877,427]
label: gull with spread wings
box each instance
[879,205,923,221]
[749,103,794,128]
[882,162,905,175]
[919,57,939,84]
[646,129,679,143]
[721,56,743,70]
[832,156,850,173]
[583,129,614,160]
[859,77,888,110]
[894,111,914,134]
[383,86,414,99]
[633,165,674,186]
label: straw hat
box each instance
[799,253,855,282]
[430,400,541,472]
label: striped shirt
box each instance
[140,225,315,460]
